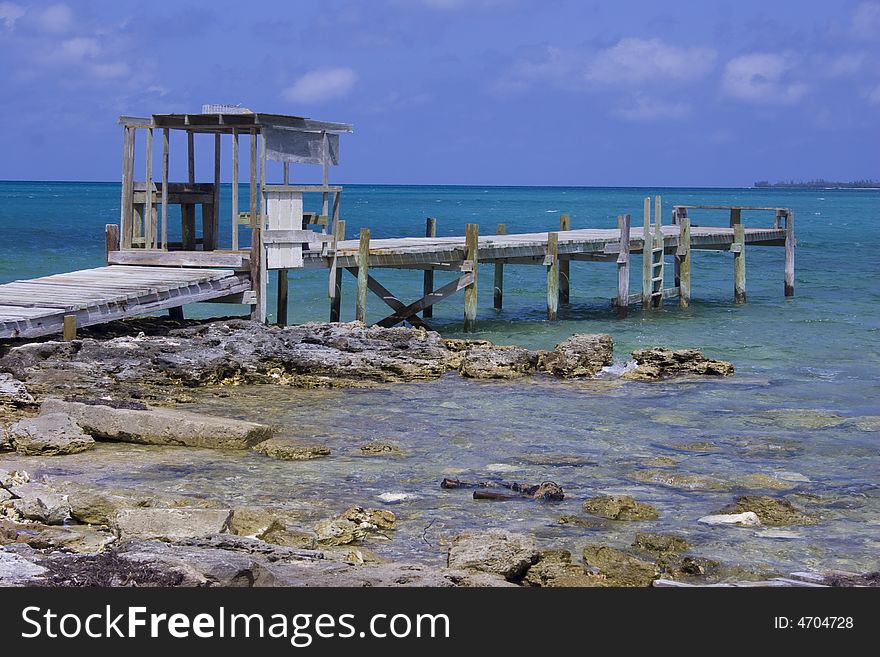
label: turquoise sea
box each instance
[1,182,878,577]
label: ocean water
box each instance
[1,182,878,577]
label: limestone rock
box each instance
[537,334,614,378]
[623,348,734,381]
[582,544,657,587]
[716,495,817,526]
[523,550,606,587]
[68,490,137,526]
[41,398,272,449]
[314,507,395,546]
[698,512,761,527]
[582,494,659,521]
[253,438,330,461]
[632,532,691,555]
[9,412,95,456]
[112,508,233,541]
[447,530,539,580]
[0,550,48,586]
[358,441,404,457]
[258,522,318,550]
[0,468,29,489]
[458,345,537,379]
[0,373,35,406]
[8,483,70,525]
[631,469,730,492]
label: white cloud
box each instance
[0,1,24,30]
[34,3,74,34]
[283,67,358,104]
[59,36,100,60]
[867,84,880,105]
[614,95,692,121]
[818,52,866,77]
[587,38,717,86]
[721,53,808,105]
[851,1,880,40]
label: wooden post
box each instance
[231,129,239,251]
[356,228,370,323]
[784,210,795,297]
[679,216,691,308]
[62,315,76,342]
[641,196,652,308]
[250,223,266,322]
[559,214,570,304]
[181,205,196,250]
[277,269,288,326]
[493,223,505,310]
[330,219,346,322]
[105,224,119,265]
[168,307,185,321]
[259,132,266,227]
[120,126,135,249]
[423,217,437,318]
[206,132,220,251]
[733,222,746,304]
[161,128,169,250]
[616,214,631,314]
[187,131,195,184]
[283,161,290,184]
[730,207,741,228]
[249,128,257,229]
[547,231,559,321]
[144,127,153,249]
[652,196,664,309]
[463,223,478,332]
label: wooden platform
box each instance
[0,265,250,339]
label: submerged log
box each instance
[441,478,564,501]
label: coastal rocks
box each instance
[622,348,734,381]
[8,412,95,456]
[0,468,29,488]
[750,409,847,430]
[582,494,659,520]
[457,344,537,379]
[716,495,817,526]
[357,441,404,457]
[631,469,730,492]
[253,438,330,461]
[632,532,691,555]
[0,373,35,406]
[8,483,70,524]
[258,523,317,550]
[67,490,148,526]
[523,549,605,587]
[42,398,271,450]
[111,508,233,541]
[447,530,539,580]
[537,333,614,378]
[582,544,657,587]
[0,550,48,586]
[698,512,762,527]
[736,473,800,491]
[314,507,396,546]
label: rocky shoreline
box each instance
[2,318,874,587]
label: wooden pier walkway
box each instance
[0,265,250,339]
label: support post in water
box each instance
[330,219,346,322]
[641,196,652,309]
[678,216,691,308]
[559,213,570,304]
[733,222,746,304]
[356,227,370,323]
[463,223,479,332]
[652,195,664,309]
[547,231,559,320]
[423,217,437,318]
[277,269,288,326]
[62,315,76,342]
[616,214,631,315]
[784,209,795,297]
[105,224,119,265]
[249,223,266,322]
[493,223,505,310]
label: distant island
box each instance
[754,179,880,189]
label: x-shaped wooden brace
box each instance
[345,268,475,329]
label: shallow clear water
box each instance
[1,183,878,575]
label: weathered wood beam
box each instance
[120,126,135,249]
[105,224,119,265]
[559,213,570,304]
[493,223,505,310]
[107,250,244,268]
[330,219,345,322]
[652,195,664,309]
[231,128,239,251]
[277,269,288,326]
[250,224,266,322]
[345,268,429,330]
[356,228,370,323]
[423,217,437,318]
[615,214,631,315]
[62,315,77,341]
[547,231,559,321]
[734,222,746,304]
[144,128,154,249]
[463,223,478,332]
[678,216,691,308]
[374,272,474,329]
[161,128,169,250]
[784,210,795,297]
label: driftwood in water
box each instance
[441,478,564,501]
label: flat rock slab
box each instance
[112,508,233,541]
[253,438,330,461]
[0,550,48,586]
[42,398,271,449]
[8,412,95,456]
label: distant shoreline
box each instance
[754,180,880,189]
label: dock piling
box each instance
[62,315,77,342]
[559,214,570,304]
[733,222,746,304]
[615,214,631,315]
[493,223,505,310]
[105,224,119,265]
[330,219,346,322]
[678,216,691,308]
[423,217,437,318]
[784,210,795,297]
[356,228,370,323]
[463,223,478,332]
[277,269,288,326]
[547,231,559,321]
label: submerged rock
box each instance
[631,469,730,492]
[258,522,318,550]
[523,549,605,587]
[447,530,539,581]
[632,532,691,555]
[736,473,800,491]
[458,344,537,379]
[358,441,404,457]
[582,544,657,587]
[42,398,271,450]
[253,438,330,461]
[558,515,608,529]
[698,512,761,527]
[537,333,614,378]
[314,507,395,546]
[8,412,95,456]
[622,348,734,381]
[716,495,817,526]
[747,408,847,430]
[582,494,659,520]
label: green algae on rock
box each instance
[582,544,657,587]
[253,438,331,461]
[582,494,659,521]
[716,495,818,526]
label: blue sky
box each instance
[0,0,877,186]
